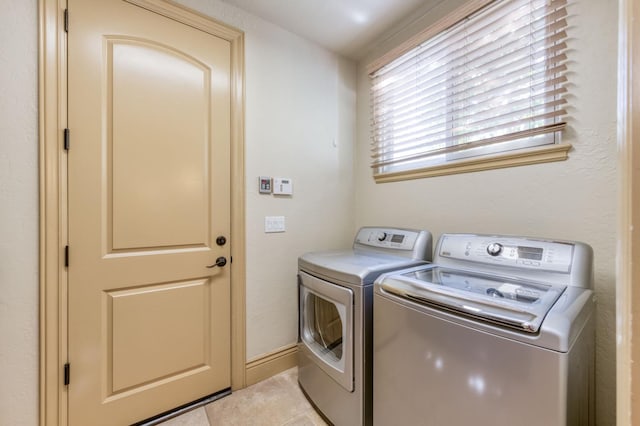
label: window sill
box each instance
[373,143,572,183]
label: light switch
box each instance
[273,178,293,195]
[258,176,272,194]
[265,216,285,233]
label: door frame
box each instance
[38,1,246,424]
[617,0,639,423]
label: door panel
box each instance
[108,279,210,393]
[68,0,231,424]
[109,38,211,250]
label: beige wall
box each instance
[241,18,356,360]
[354,0,618,425]
[0,2,39,425]
[174,0,357,360]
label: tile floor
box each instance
[160,368,328,426]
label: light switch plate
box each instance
[265,216,285,233]
[259,176,272,194]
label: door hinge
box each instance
[63,363,70,386]
[64,9,69,33]
[63,128,70,150]
[64,245,69,267]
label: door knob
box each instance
[206,256,227,268]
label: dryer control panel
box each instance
[438,234,574,273]
[353,227,433,261]
[356,227,418,250]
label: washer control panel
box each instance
[438,234,574,273]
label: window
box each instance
[369,0,570,181]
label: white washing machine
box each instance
[298,227,432,426]
[373,233,595,426]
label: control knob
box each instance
[487,242,503,256]
[377,232,387,242]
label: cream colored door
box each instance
[67,0,231,424]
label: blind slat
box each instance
[373,0,567,79]
[371,70,567,139]
[372,87,567,147]
[372,58,566,131]
[372,107,567,160]
[372,34,567,105]
[371,122,567,168]
[372,3,567,92]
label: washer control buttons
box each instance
[487,242,503,256]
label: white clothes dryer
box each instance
[298,227,432,426]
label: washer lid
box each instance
[379,265,566,333]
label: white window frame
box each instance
[368,0,572,183]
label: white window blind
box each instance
[369,0,568,176]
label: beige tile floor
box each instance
[160,368,328,426]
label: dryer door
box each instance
[299,271,353,392]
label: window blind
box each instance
[369,0,568,175]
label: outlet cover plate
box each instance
[265,216,285,233]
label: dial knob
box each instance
[487,242,503,256]
[377,232,388,242]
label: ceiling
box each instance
[219,0,433,59]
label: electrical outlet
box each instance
[265,216,285,233]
